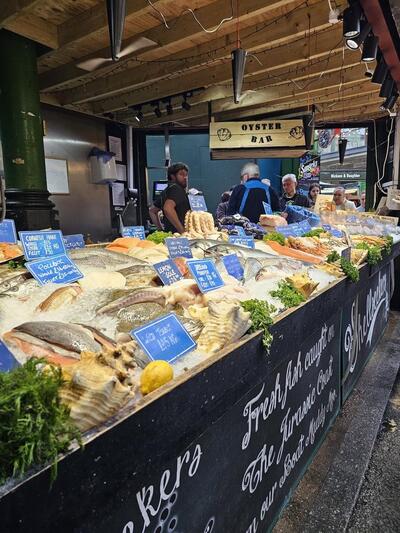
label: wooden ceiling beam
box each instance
[55,0,330,103]
[316,104,386,122]
[0,0,42,27]
[60,23,346,104]
[3,12,58,48]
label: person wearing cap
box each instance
[227,163,281,223]
[280,174,312,213]
[333,187,357,211]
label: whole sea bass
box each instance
[69,248,146,271]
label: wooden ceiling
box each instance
[1,0,393,128]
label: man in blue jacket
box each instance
[227,163,281,222]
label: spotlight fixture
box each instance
[182,98,191,111]
[371,58,388,84]
[361,33,378,62]
[130,106,143,122]
[232,48,247,104]
[346,20,371,49]
[379,75,395,98]
[166,99,173,115]
[338,137,348,165]
[153,103,162,118]
[364,65,373,78]
[380,92,399,111]
[343,4,361,38]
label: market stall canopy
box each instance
[1,0,399,128]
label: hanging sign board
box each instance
[210,120,306,149]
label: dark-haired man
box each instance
[161,162,190,234]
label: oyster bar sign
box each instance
[210,120,306,149]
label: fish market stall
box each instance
[0,212,399,533]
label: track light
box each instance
[338,137,348,165]
[380,92,399,111]
[361,33,378,62]
[372,58,388,84]
[343,4,361,38]
[345,20,371,49]
[130,106,143,122]
[153,103,162,118]
[379,75,395,98]
[182,97,191,111]
[166,100,173,115]
[232,48,247,104]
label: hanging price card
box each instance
[228,235,255,248]
[188,194,208,211]
[121,226,145,239]
[64,234,85,250]
[0,219,17,244]
[187,259,225,293]
[165,237,193,259]
[222,254,244,280]
[131,313,196,363]
[0,340,20,372]
[154,259,184,285]
[26,254,83,286]
[19,230,66,261]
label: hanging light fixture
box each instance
[106,0,126,61]
[232,48,247,104]
[346,20,371,50]
[379,75,395,98]
[338,137,348,164]
[342,4,361,38]
[181,94,191,111]
[372,57,388,84]
[129,105,143,122]
[361,33,378,62]
[166,99,173,115]
[153,102,162,118]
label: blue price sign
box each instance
[19,230,66,261]
[0,340,20,372]
[131,313,196,363]
[276,225,296,238]
[322,224,332,231]
[222,254,244,280]
[26,253,83,286]
[64,234,85,250]
[154,259,183,285]
[263,202,272,215]
[0,219,17,244]
[188,194,208,212]
[233,225,246,236]
[187,259,225,293]
[322,224,343,238]
[121,226,145,239]
[165,237,193,259]
[228,235,255,248]
[298,220,312,233]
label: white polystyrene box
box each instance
[89,155,117,183]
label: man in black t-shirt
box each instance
[161,163,190,234]
[280,173,311,217]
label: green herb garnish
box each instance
[263,232,285,246]
[304,228,325,238]
[241,299,276,350]
[270,280,305,309]
[327,250,340,263]
[146,231,173,244]
[355,242,382,265]
[340,257,359,282]
[0,359,81,484]
[383,235,393,255]
[8,258,25,270]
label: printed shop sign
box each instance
[210,120,306,149]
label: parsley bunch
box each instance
[241,299,276,350]
[327,250,340,263]
[0,359,81,484]
[355,242,382,265]
[270,281,305,309]
[340,258,359,282]
[263,232,285,246]
[304,228,325,238]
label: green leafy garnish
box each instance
[340,258,359,282]
[263,232,285,246]
[304,228,325,238]
[146,231,173,244]
[327,250,340,263]
[355,242,382,265]
[383,235,393,255]
[270,280,305,309]
[8,258,25,270]
[0,359,81,484]
[241,299,276,350]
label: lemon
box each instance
[140,360,174,395]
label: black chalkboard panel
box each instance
[341,262,391,401]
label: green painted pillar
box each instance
[0,29,56,230]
